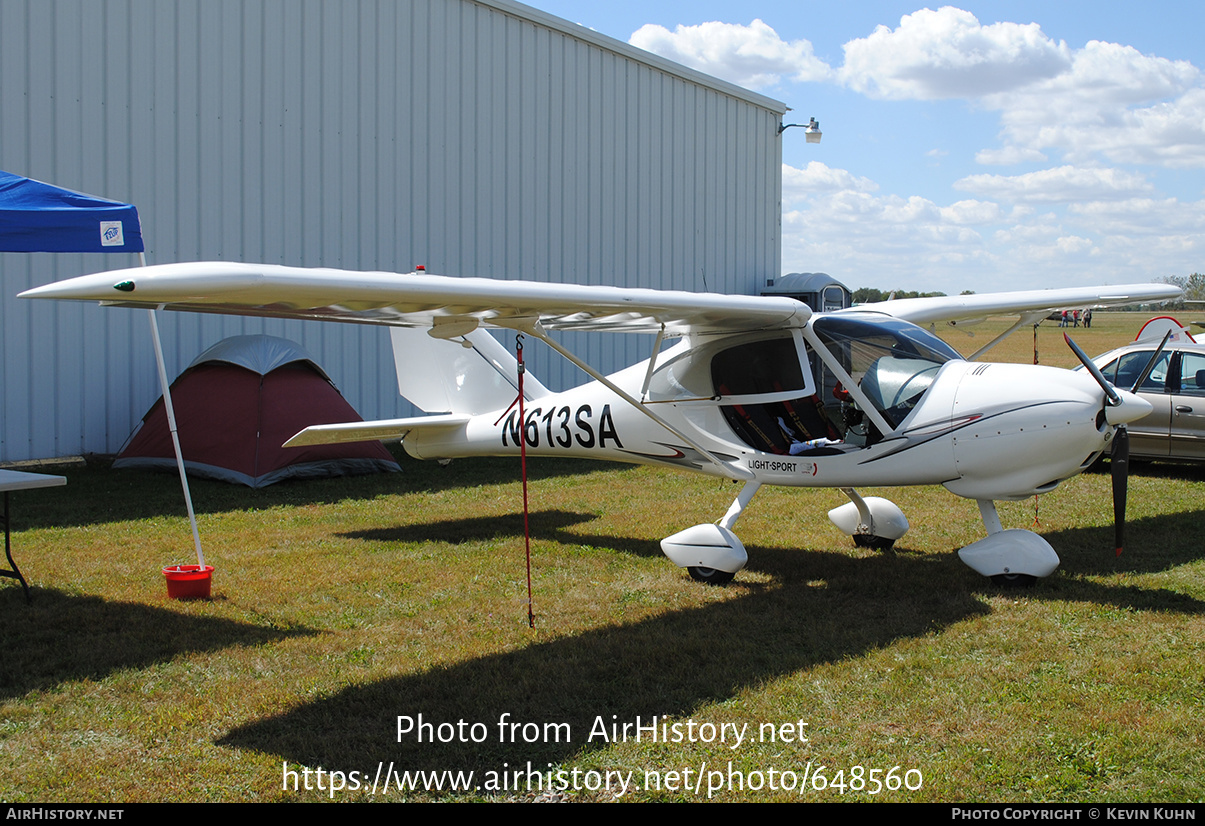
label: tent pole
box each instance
[140,253,205,568]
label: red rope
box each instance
[1032,321,1041,527]
[516,335,535,628]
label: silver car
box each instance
[1090,341,1205,461]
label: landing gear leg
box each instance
[718,481,761,532]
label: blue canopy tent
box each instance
[0,170,144,254]
[0,171,205,574]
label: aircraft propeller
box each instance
[1063,332,1169,557]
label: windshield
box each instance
[812,314,963,429]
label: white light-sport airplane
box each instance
[21,264,1181,585]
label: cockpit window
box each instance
[812,315,962,430]
[711,337,807,397]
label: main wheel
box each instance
[687,566,735,585]
[990,573,1037,588]
[853,533,896,551]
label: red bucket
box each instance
[163,564,214,600]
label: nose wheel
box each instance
[852,533,897,551]
[990,573,1037,588]
[687,566,736,585]
[959,500,1060,584]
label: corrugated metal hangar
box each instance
[0,0,788,463]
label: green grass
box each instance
[1,311,1203,802]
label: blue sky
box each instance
[534,1,1205,293]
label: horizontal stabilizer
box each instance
[284,414,470,448]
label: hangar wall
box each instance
[0,0,786,462]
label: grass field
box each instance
[1,311,1203,802]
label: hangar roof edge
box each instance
[472,0,791,115]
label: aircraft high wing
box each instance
[21,263,1181,586]
[20,262,810,334]
[855,284,1173,326]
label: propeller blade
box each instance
[1066,333,1140,558]
[1105,333,1168,559]
[1129,330,1172,393]
[1112,425,1129,557]
[1064,333,1121,406]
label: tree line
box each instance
[1160,273,1205,306]
[851,287,950,303]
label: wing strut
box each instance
[524,324,752,480]
[967,312,1048,361]
[640,324,666,401]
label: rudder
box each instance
[389,327,549,415]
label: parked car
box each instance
[1088,341,1205,462]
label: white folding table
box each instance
[0,470,66,602]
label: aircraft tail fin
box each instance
[1134,315,1195,344]
[389,326,549,415]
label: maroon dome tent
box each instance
[115,335,399,487]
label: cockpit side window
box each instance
[711,338,806,396]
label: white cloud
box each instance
[747,10,1205,288]
[630,9,1205,170]
[783,161,878,202]
[992,216,1061,245]
[981,41,1205,168]
[1068,197,1205,235]
[1008,40,1199,110]
[1054,235,1095,255]
[839,7,1071,100]
[781,163,1001,290]
[829,10,1205,169]
[628,19,832,90]
[954,166,1153,202]
[975,146,1048,165]
[940,199,1006,225]
[780,163,1204,292]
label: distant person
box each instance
[1084,308,1092,328]
[1073,309,1081,327]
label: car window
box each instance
[1103,351,1168,392]
[1179,352,1205,396]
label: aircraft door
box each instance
[708,332,838,455]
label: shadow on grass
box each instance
[0,587,316,700]
[10,454,618,531]
[218,508,1205,780]
[341,510,664,560]
[218,543,987,777]
[1041,508,1205,580]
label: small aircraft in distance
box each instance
[22,264,1180,585]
